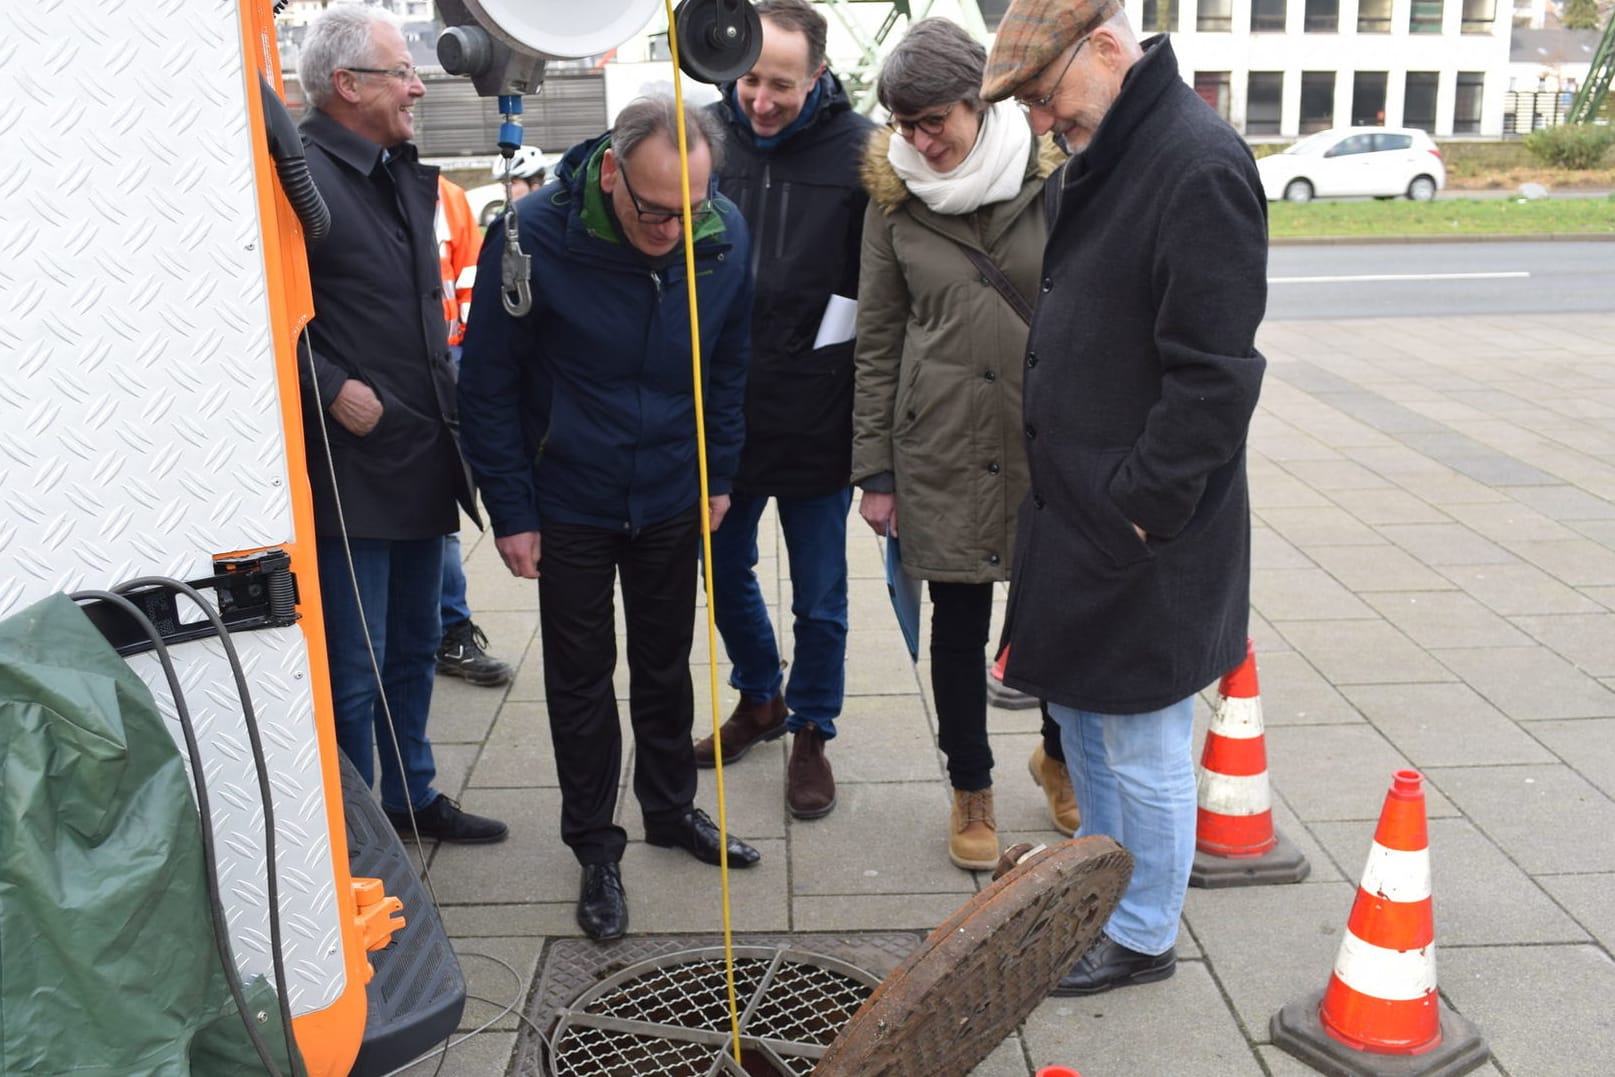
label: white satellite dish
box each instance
[465,0,665,60]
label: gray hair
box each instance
[876,18,987,117]
[298,3,400,110]
[612,95,727,171]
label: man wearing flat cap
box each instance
[984,0,1268,995]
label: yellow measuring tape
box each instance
[660,0,745,1063]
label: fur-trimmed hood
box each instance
[861,122,1066,214]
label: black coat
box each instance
[709,75,875,497]
[297,109,477,540]
[1003,38,1267,714]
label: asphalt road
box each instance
[1265,239,1615,320]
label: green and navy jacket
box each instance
[459,132,753,535]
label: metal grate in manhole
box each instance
[519,934,923,1077]
[548,947,879,1075]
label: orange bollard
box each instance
[1271,770,1489,1076]
[1189,639,1309,887]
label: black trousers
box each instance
[539,509,701,865]
[929,580,997,791]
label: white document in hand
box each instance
[813,294,858,349]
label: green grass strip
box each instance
[1268,194,1615,239]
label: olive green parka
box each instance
[850,123,1064,583]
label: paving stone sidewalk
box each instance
[401,310,1615,1076]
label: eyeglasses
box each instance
[345,65,421,84]
[617,161,713,225]
[889,102,957,140]
[1015,34,1091,111]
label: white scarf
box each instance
[887,99,1032,216]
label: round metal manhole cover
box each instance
[545,946,881,1076]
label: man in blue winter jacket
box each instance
[458,96,762,941]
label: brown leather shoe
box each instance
[1029,744,1080,837]
[786,728,836,819]
[694,692,787,768]
[949,787,999,871]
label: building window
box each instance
[1251,0,1287,31]
[1198,0,1233,31]
[1357,0,1392,31]
[1352,72,1388,125]
[1409,0,1444,32]
[1142,0,1179,32]
[1454,71,1484,132]
[1195,71,1233,121]
[1300,72,1336,132]
[1247,71,1284,134]
[1305,0,1341,30]
[1405,71,1439,130]
[1460,0,1495,31]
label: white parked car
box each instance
[1256,127,1445,203]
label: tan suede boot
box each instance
[1029,744,1079,837]
[949,787,999,871]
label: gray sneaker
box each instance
[437,620,514,687]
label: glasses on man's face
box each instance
[889,101,957,140]
[1015,35,1091,112]
[617,162,713,225]
[346,65,421,85]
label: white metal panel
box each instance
[0,1,345,1012]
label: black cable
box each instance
[114,577,300,1077]
[69,590,287,1077]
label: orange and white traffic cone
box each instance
[1189,639,1309,887]
[1271,770,1489,1076]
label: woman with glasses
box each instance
[851,17,1071,872]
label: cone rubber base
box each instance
[1271,989,1489,1077]
[1190,829,1310,888]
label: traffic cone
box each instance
[1189,639,1309,887]
[1271,770,1489,1076]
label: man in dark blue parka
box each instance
[458,96,761,941]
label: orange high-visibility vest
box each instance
[436,177,482,348]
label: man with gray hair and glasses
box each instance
[459,96,762,941]
[982,0,1268,995]
[296,4,507,846]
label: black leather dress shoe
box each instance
[385,794,508,844]
[644,807,761,868]
[577,863,628,940]
[1052,934,1176,996]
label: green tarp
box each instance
[0,594,306,1076]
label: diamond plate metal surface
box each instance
[0,2,344,1016]
[0,0,294,614]
[128,628,345,1013]
[517,933,924,1077]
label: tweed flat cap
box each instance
[982,0,1120,101]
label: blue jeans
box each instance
[1047,696,1197,956]
[317,536,442,813]
[440,532,471,631]
[711,488,851,736]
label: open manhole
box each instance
[546,946,878,1075]
[520,839,1130,1076]
[518,933,920,1076]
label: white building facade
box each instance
[1118,0,1513,137]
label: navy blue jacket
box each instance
[709,73,874,497]
[458,133,752,536]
